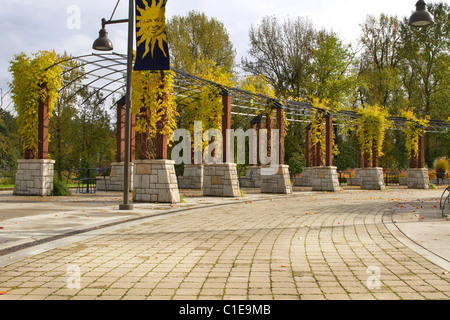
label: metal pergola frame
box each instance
[50,52,449,134]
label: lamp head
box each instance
[92,28,114,51]
[409,0,434,27]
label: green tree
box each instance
[398,2,449,165]
[49,53,85,178]
[167,11,236,74]
[242,15,316,97]
[399,2,449,120]
[0,109,21,170]
[243,16,357,106]
[68,89,115,168]
[309,29,358,108]
[357,14,405,114]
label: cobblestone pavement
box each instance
[0,188,449,300]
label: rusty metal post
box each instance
[155,72,168,160]
[410,149,418,169]
[325,114,333,166]
[116,98,126,162]
[222,92,232,163]
[38,84,49,160]
[372,140,379,168]
[418,129,425,169]
[358,144,364,168]
[276,107,285,165]
[305,124,312,168]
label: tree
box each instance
[242,16,357,107]
[167,11,236,74]
[399,2,449,120]
[309,29,358,108]
[0,109,21,170]
[68,89,115,168]
[242,16,315,98]
[357,14,405,114]
[398,2,449,166]
[49,53,85,178]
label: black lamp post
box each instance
[93,1,134,211]
[408,0,434,27]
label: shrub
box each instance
[53,180,72,196]
[434,157,449,173]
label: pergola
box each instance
[51,52,448,166]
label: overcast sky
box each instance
[0,0,425,110]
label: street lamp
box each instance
[408,0,434,27]
[92,1,134,211]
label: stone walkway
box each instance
[0,188,449,300]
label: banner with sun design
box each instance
[134,0,170,71]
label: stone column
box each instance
[359,167,385,190]
[203,163,240,197]
[202,92,240,197]
[178,164,203,189]
[133,159,180,203]
[14,159,55,196]
[310,166,340,192]
[407,129,429,189]
[261,164,292,194]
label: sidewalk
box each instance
[0,186,449,300]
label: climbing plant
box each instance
[401,109,429,159]
[308,98,338,165]
[353,105,391,164]
[131,69,178,139]
[8,50,63,156]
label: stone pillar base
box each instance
[97,162,134,192]
[133,160,180,203]
[261,165,292,194]
[300,167,314,187]
[360,167,385,190]
[14,159,55,196]
[347,168,360,186]
[178,164,203,189]
[240,166,262,188]
[406,168,430,189]
[203,163,240,197]
[309,166,339,192]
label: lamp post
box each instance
[408,0,434,27]
[93,0,134,210]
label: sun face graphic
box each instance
[136,0,168,59]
